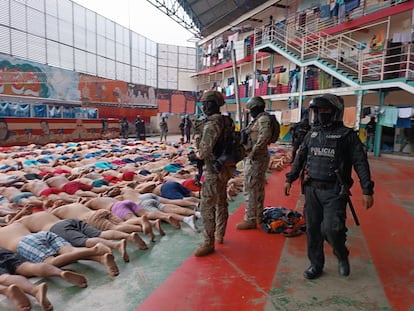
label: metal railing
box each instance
[254,16,414,86]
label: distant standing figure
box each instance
[290,118,311,163]
[365,117,376,152]
[120,117,129,139]
[135,116,146,140]
[159,117,168,142]
[184,115,193,143]
[179,117,185,139]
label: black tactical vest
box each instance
[306,126,352,181]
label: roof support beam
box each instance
[144,0,201,37]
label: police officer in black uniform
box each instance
[284,94,374,279]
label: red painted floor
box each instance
[137,156,414,311]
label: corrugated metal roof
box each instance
[145,0,284,39]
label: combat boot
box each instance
[215,234,224,244]
[236,220,257,230]
[338,257,350,276]
[194,243,215,257]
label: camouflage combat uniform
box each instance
[243,111,273,223]
[198,114,234,245]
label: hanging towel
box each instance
[378,106,398,127]
[398,107,413,118]
[343,107,357,128]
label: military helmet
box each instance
[309,93,344,122]
[200,91,225,106]
[246,96,266,110]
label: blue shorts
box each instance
[12,192,34,205]
[17,231,70,263]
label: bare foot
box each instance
[5,284,31,311]
[101,253,119,277]
[117,239,129,262]
[167,216,181,229]
[34,283,53,311]
[94,243,112,255]
[128,232,148,250]
[61,270,88,288]
[138,215,152,235]
[150,219,165,236]
[139,215,155,242]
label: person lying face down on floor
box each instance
[0,246,88,311]
[0,222,120,277]
[84,195,199,232]
[43,175,107,198]
[11,209,146,263]
[0,186,44,209]
[49,201,159,242]
[20,179,86,206]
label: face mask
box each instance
[318,113,332,126]
[249,107,261,118]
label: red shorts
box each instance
[40,187,61,197]
[61,182,92,195]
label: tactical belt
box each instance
[308,179,337,190]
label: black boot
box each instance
[338,257,350,276]
[303,266,323,279]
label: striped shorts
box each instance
[17,231,70,263]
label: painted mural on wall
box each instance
[79,74,156,108]
[0,54,79,101]
[0,117,119,147]
[157,89,197,114]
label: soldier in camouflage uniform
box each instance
[236,96,274,230]
[193,91,235,257]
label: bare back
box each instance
[20,180,49,196]
[16,211,61,232]
[0,187,22,200]
[0,223,32,251]
[51,202,92,219]
[84,197,118,210]
[45,175,70,188]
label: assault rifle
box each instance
[334,169,360,226]
[188,151,204,186]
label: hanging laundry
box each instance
[398,107,413,118]
[378,106,399,127]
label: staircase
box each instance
[254,17,414,94]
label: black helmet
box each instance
[309,94,344,122]
[246,96,266,118]
[200,91,225,116]
[246,96,266,110]
[200,91,225,106]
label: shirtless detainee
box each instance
[0,247,88,311]
[85,196,198,232]
[0,186,44,209]
[49,202,158,242]
[13,210,148,262]
[0,223,119,277]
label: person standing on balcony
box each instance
[267,15,274,41]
